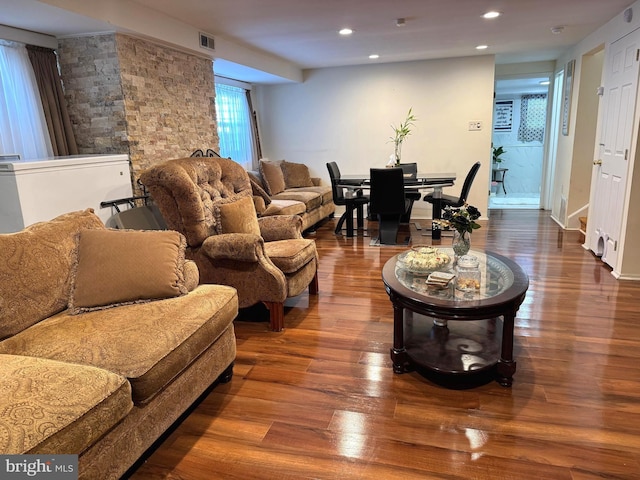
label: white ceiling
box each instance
[0,0,635,84]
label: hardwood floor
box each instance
[129,209,640,479]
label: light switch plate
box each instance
[468,121,482,131]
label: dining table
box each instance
[338,172,456,239]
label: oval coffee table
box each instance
[382,248,529,387]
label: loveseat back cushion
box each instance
[282,160,315,188]
[140,157,252,248]
[0,285,238,405]
[0,354,132,454]
[68,229,189,314]
[0,209,104,340]
[259,159,286,195]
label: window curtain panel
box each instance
[27,45,78,156]
[517,94,547,143]
[214,83,256,171]
[0,42,53,159]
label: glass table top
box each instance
[394,248,515,302]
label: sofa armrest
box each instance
[258,215,303,241]
[311,177,321,186]
[201,233,265,262]
[183,260,200,291]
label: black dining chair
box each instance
[369,167,412,245]
[397,163,422,223]
[327,162,370,237]
[423,161,481,233]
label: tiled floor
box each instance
[489,192,540,209]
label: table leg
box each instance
[356,204,364,230]
[390,301,408,373]
[345,204,354,237]
[496,311,517,387]
[431,187,443,241]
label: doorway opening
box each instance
[490,76,550,209]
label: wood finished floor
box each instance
[129,209,640,479]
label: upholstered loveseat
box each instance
[248,159,336,231]
[0,209,238,479]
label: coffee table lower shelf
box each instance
[391,314,506,385]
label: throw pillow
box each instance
[259,159,286,195]
[282,161,314,188]
[249,177,272,206]
[216,195,261,236]
[68,229,188,314]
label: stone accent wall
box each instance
[57,35,128,154]
[57,33,218,189]
[115,34,218,178]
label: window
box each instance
[214,82,256,170]
[517,94,547,143]
[0,41,52,159]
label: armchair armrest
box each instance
[201,233,265,262]
[258,215,303,241]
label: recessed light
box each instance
[339,28,353,36]
[369,54,380,59]
[476,45,489,50]
[483,11,500,19]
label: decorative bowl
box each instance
[397,246,452,275]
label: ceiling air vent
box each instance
[199,32,215,51]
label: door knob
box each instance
[593,159,602,165]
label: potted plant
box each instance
[390,108,417,164]
[492,145,506,164]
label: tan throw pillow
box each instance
[259,159,286,195]
[69,229,188,314]
[216,196,261,236]
[282,161,314,188]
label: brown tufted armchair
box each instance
[139,156,318,331]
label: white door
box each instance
[589,29,640,267]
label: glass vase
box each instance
[452,230,471,257]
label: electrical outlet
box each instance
[468,121,482,131]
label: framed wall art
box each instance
[562,59,575,136]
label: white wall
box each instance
[254,55,495,219]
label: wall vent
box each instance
[199,33,215,51]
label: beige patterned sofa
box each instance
[248,159,335,231]
[0,209,238,479]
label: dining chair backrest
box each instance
[397,163,418,180]
[457,161,481,205]
[326,161,346,204]
[369,167,407,217]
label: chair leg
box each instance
[309,271,319,295]
[335,212,347,234]
[263,301,285,332]
[378,214,400,245]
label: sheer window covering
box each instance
[214,83,256,170]
[518,94,547,143]
[0,41,53,159]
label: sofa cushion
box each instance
[0,285,238,405]
[259,160,285,195]
[69,229,188,314]
[215,195,261,236]
[264,239,317,274]
[0,209,105,340]
[0,354,132,455]
[272,190,322,212]
[282,161,314,188]
[262,199,307,217]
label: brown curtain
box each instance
[26,45,78,156]
[246,89,262,168]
